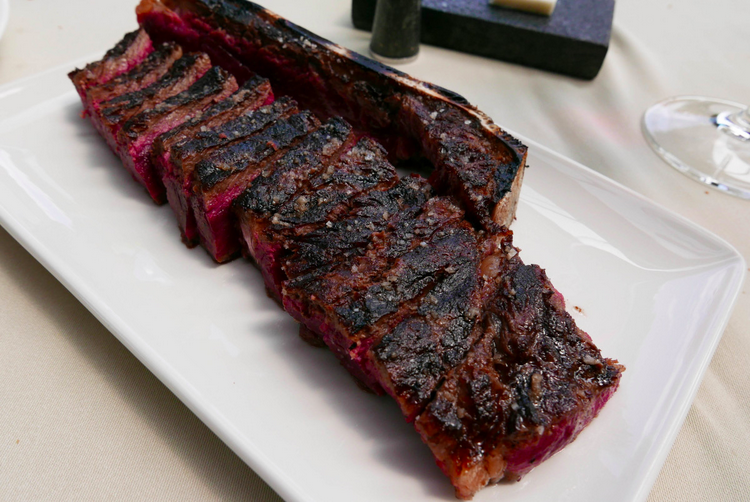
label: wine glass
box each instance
[642,97,750,199]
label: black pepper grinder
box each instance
[369,0,422,64]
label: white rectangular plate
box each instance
[0,58,744,501]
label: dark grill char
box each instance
[191,110,321,262]
[240,133,396,301]
[415,246,625,499]
[153,75,274,246]
[86,42,183,113]
[399,95,525,230]
[194,110,317,188]
[69,29,154,99]
[154,75,274,159]
[70,7,624,500]
[178,97,297,183]
[136,0,528,232]
[235,117,358,298]
[281,196,472,394]
[369,227,487,420]
[270,138,397,229]
[280,176,433,281]
[121,66,236,139]
[88,51,212,201]
[235,118,357,218]
[100,52,212,131]
[116,65,239,203]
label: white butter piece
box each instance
[489,0,558,16]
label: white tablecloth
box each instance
[1,0,748,499]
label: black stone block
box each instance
[351,0,615,80]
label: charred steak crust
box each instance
[69,29,154,97]
[121,65,236,138]
[100,52,212,128]
[68,7,624,500]
[415,245,624,499]
[86,42,183,111]
[194,109,317,188]
[153,75,273,157]
[152,75,274,246]
[135,0,528,231]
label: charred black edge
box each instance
[101,42,181,91]
[100,52,204,121]
[121,65,234,138]
[180,0,499,118]
[68,29,142,81]
[155,74,270,147]
[146,0,528,180]
[104,29,144,60]
[232,115,354,213]
[194,109,317,187]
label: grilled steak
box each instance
[415,243,624,499]
[69,29,154,99]
[280,175,433,282]
[84,51,212,200]
[235,117,358,298]
[191,109,321,262]
[99,52,211,140]
[118,65,239,202]
[136,0,528,231]
[153,75,274,245]
[281,194,472,395]
[69,4,624,499]
[85,42,183,114]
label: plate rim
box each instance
[0,60,746,502]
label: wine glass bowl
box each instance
[642,96,750,199]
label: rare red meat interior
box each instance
[68,1,623,499]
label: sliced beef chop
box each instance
[153,75,274,245]
[191,109,321,262]
[415,246,624,499]
[117,65,238,202]
[69,29,154,98]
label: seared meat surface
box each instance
[136,0,528,232]
[69,29,154,98]
[416,251,624,499]
[86,42,183,113]
[153,75,274,245]
[70,9,623,500]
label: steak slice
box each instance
[415,249,624,500]
[96,52,212,156]
[275,176,433,348]
[252,136,398,300]
[85,42,183,114]
[136,0,528,231]
[191,110,321,262]
[281,175,433,283]
[282,196,469,393]
[235,117,357,298]
[162,96,294,247]
[153,75,274,245]
[69,29,153,99]
[117,65,239,203]
[399,95,526,230]
[367,225,489,421]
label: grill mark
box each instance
[154,75,272,156]
[195,110,320,188]
[121,65,237,138]
[86,42,182,107]
[100,52,212,127]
